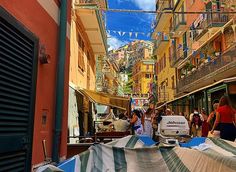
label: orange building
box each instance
[68,0,107,144]
[0,0,71,170]
[161,0,236,115]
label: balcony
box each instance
[192,14,229,42]
[74,0,107,55]
[154,0,173,33]
[170,48,184,68]
[171,15,187,37]
[75,0,107,9]
[154,33,169,54]
[177,44,236,94]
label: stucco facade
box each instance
[0,0,71,169]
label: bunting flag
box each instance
[200,52,205,59]
[151,20,156,29]
[213,59,217,65]
[171,39,175,44]
[106,30,156,38]
[184,47,189,52]
[177,44,182,49]
[129,32,133,37]
[207,56,211,62]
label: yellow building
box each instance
[153,0,188,105]
[70,0,107,90]
[132,59,155,96]
[68,0,107,141]
[154,0,236,115]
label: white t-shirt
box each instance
[113,119,130,132]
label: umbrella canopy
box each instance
[58,136,236,172]
[36,164,63,172]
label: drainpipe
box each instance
[52,0,67,163]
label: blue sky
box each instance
[106,0,156,50]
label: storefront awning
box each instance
[164,76,236,107]
[77,89,130,110]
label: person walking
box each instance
[201,108,209,137]
[130,109,143,135]
[189,108,204,137]
[142,108,153,138]
[210,95,236,141]
[207,103,220,137]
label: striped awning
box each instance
[77,89,130,110]
[58,136,236,172]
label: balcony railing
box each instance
[170,48,184,68]
[154,0,173,32]
[192,14,229,41]
[156,0,173,11]
[157,33,169,43]
[75,0,107,10]
[177,45,236,93]
[77,0,100,5]
[154,33,169,53]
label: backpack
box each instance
[192,113,202,127]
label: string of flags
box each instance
[106,29,208,39]
[106,30,152,38]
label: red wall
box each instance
[186,1,205,26]
[0,0,71,167]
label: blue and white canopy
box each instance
[58,136,236,172]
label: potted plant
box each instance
[185,62,195,72]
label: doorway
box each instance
[0,7,38,171]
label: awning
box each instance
[165,76,236,106]
[77,89,130,110]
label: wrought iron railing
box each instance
[170,48,184,68]
[77,0,99,5]
[177,45,236,92]
[155,0,173,28]
[154,33,169,52]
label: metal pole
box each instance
[52,0,67,163]
[75,6,236,14]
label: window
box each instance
[164,54,166,68]
[78,51,85,72]
[77,33,85,72]
[169,47,172,62]
[87,51,90,61]
[171,76,175,89]
[145,74,151,78]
